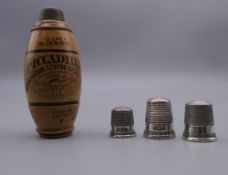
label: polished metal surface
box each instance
[182,100,217,142]
[144,97,175,139]
[110,106,136,138]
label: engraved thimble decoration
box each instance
[183,100,217,142]
[144,97,175,139]
[110,106,136,138]
[24,8,81,138]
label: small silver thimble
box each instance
[144,97,175,139]
[182,100,217,142]
[110,106,136,138]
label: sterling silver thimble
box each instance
[110,106,136,138]
[182,100,217,142]
[144,97,175,139]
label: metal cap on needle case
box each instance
[39,8,65,21]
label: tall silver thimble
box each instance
[182,100,217,142]
[144,97,175,139]
[110,106,136,138]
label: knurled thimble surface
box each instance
[182,100,217,142]
[110,106,136,138]
[144,97,175,139]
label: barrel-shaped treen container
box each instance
[24,8,81,138]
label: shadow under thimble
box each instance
[144,97,175,139]
[182,100,217,142]
[110,106,136,138]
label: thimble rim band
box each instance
[110,125,136,138]
[183,125,216,142]
[182,136,217,142]
[144,131,176,139]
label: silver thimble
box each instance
[110,106,136,138]
[182,100,217,142]
[144,97,175,139]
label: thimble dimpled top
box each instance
[110,106,136,138]
[144,97,175,139]
[182,100,217,142]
